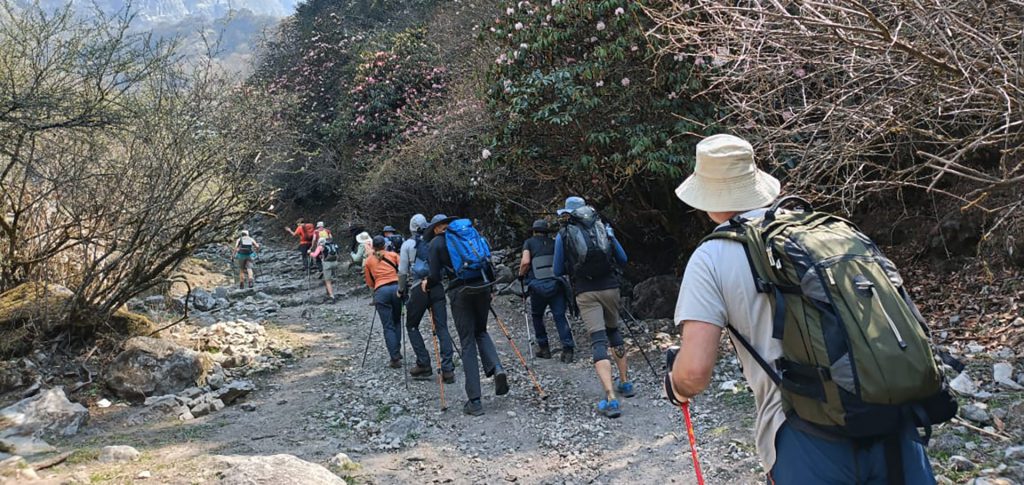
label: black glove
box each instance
[664,346,686,406]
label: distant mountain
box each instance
[37,0,298,23]
[29,0,297,74]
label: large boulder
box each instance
[105,337,210,401]
[212,454,347,485]
[0,387,88,438]
[630,275,680,319]
[191,289,218,312]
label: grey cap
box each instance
[557,196,586,215]
[409,214,428,233]
[382,225,397,234]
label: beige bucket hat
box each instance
[355,232,372,245]
[674,134,781,212]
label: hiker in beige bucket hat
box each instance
[674,134,780,212]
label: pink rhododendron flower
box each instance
[515,22,524,30]
[595,80,604,87]
[620,77,630,87]
[507,7,515,15]
[596,21,606,31]
[615,7,625,15]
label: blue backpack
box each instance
[445,219,493,282]
[412,235,430,279]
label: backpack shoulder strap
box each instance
[725,324,781,386]
[700,220,795,341]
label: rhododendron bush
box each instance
[342,28,448,150]
[483,0,717,205]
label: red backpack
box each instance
[301,223,315,243]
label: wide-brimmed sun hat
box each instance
[424,214,457,241]
[382,225,397,234]
[355,232,372,245]
[674,134,780,212]
[531,219,552,233]
[556,196,586,215]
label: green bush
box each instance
[483,0,717,197]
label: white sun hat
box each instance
[674,134,781,212]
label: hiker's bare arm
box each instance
[671,320,722,398]
[519,250,531,277]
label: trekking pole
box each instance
[428,307,447,411]
[681,401,705,485]
[360,303,378,367]
[519,282,535,360]
[666,347,704,485]
[620,311,661,380]
[400,302,409,390]
[488,306,547,400]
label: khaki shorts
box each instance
[576,288,620,334]
[322,260,338,282]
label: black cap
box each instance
[371,235,386,249]
[531,219,551,233]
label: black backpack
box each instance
[562,206,613,280]
[322,239,340,262]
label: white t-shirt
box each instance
[674,209,786,471]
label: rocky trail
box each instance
[2,244,1022,484]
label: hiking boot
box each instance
[494,372,509,396]
[248,281,254,289]
[463,399,484,416]
[442,371,455,384]
[536,345,552,359]
[410,364,433,380]
[388,358,402,369]
[238,282,244,289]
[560,348,575,364]
[598,398,622,419]
[616,379,636,398]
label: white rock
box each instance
[993,363,1023,390]
[137,470,153,479]
[0,387,89,438]
[718,380,739,391]
[213,454,347,484]
[949,371,978,396]
[0,435,56,456]
[99,445,141,463]
[96,399,112,409]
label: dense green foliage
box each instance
[482,0,716,201]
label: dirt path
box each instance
[43,246,764,484]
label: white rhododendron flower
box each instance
[596,80,604,87]
[621,77,630,87]
[596,21,606,31]
[615,7,625,15]
[507,7,514,15]
[482,149,492,159]
[515,22,524,30]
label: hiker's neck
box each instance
[708,211,742,224]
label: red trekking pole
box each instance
[666,347,705,485]
[680,401,705,485]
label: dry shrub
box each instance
[646,0,1024,260]
[0,3,288,337]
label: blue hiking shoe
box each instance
[598,399,621,419]
[616,380,636,398]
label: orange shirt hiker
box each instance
[364,250,400,290]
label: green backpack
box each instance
[703,196,957,441]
